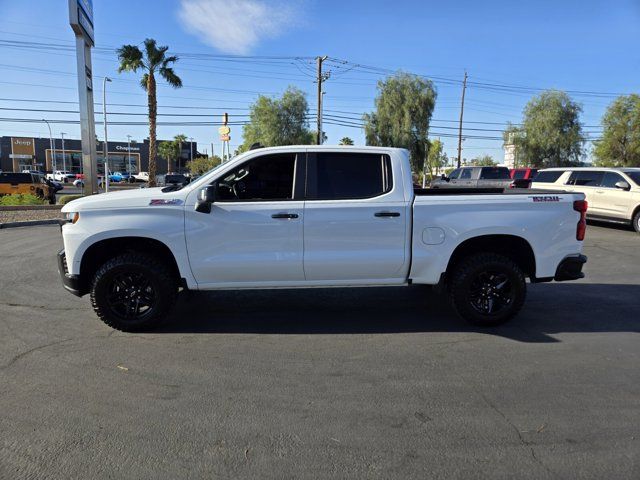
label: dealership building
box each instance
[0,136,199,174]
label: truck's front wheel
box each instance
[448,253,526,326]
[90,253,177,332]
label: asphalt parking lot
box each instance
[0,223,638,479]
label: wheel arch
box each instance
[445,234,536,279]
[79,236,183,295]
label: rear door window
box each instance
[600,172,625,188]
[480,167,511,179]
[567,171,605,186]
[308,153,392,200]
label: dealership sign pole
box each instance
[69,0,98,195]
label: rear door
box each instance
[594,171,633,219]
[303,152,408,282]
[565,171,604,213]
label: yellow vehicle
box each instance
[0,172,57,204]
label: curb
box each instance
[0,220,59,229]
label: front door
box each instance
[185,152,306,287]
[303,152,408,282]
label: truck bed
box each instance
[414,187,567,196]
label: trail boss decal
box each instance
[149,199,183,206]
[531,195,560,202]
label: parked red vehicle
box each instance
[509,168,538,188]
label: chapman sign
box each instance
[115,145,140,152]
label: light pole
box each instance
[102,76,112,192]
[42,119,54,172]
[60,132,66,172]
[126,134,132,173]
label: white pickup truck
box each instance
[58,146,588,331]
[47,170,76,183]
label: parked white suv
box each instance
[531,167,640,232]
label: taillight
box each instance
[573,200,588,241]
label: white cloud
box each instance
[178,0,297,55]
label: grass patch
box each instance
[58,194,83,205]
[0,194,46,206]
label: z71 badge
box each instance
[149,199,183,206]
[531,195,560,202]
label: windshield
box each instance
[624,171,640,186]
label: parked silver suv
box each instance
[531,167,640,232]
[431,166,515,189]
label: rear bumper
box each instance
[554,254,587,281]
[57,249,84,297]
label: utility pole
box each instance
[316,56,328,145]
[456,71,468,168]
[103,76,112,192]
[61,132,66,172]
[189,137,194,166]
[42,119,54,172]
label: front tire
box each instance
[448,253,526,326]
[90,253,177,332]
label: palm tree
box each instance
[339,137,354,145]
[173,134,188,172]
[158,140,179,173]
[117,39,182,186]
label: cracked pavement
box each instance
[0,223,639,479]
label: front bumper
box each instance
[554,254,587,281]
[57,249,83,297]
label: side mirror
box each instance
[441,174,450,182]
[195,185,216,213]
[614,180,631,191]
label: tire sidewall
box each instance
[633,212,640,233]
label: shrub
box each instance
[0,194,46,206]
[58,194,83,205]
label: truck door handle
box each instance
[374,211,400,218]
[271,213,299,219]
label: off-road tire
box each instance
[90,253,177,332]
[448,253,526,326]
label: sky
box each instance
[0,0,639,164]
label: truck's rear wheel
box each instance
[90,253,177,332]
[448,253,526,326]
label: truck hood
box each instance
[61,187,187,212]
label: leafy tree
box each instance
[594,94,640,167]
[241,86,314,150]
[363,72,437,172]
[339,137,354,145]
[117,39,182,186]
[188,156,223,176]
[517,90,584,167]
[421,138,448,185]
[470,154,497,166]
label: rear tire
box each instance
[448,253,526,326]
[632,210,640,233]
[90,253,177,332]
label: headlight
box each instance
[66,212,80,224]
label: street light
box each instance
[60,132,67,172]
[126,134,132,174]
[42,119,55,172]
[103,76,112,192]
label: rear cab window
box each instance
[307,152,392,200]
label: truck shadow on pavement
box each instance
[155,283,640,343]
